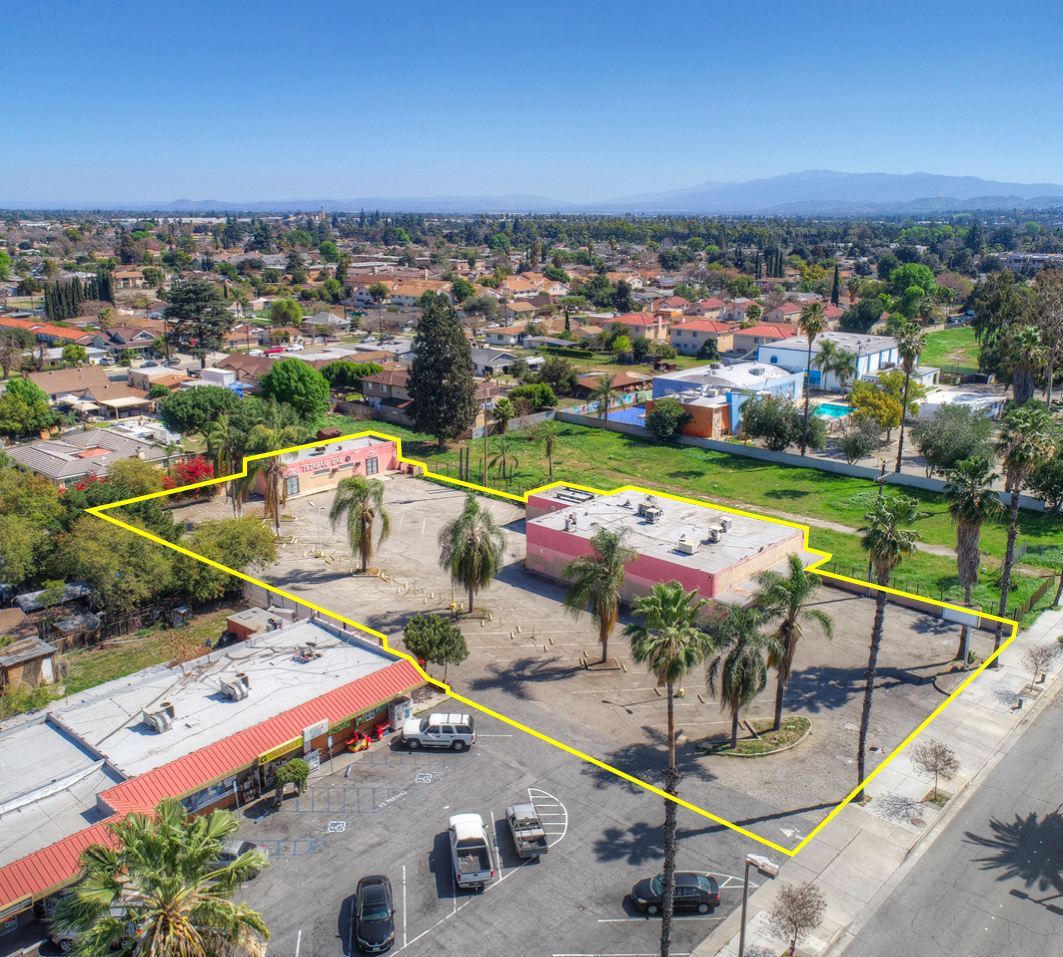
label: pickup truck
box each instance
[448,813,495,890]
[506,803,549,858]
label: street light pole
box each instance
[737,853,780,957]
[306,500,327,551]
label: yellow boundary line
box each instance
[86,429,1020,858]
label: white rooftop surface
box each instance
[767,331,898,356]
[0,718,125,867]
[920,388,1007,411]
[282,435,392,466]
[658,361,796,392]
[529,491,803,577]
[57,621,394,778]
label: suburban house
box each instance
[668,320,735,356]
[113,266,148,289]
[687,298,727,318]
[763,302,804,324]
[484,324,526,347]
[103,327,159,356]
[350,278,398,305]
[612,312,670,342]
[574,370,653,399]
[471,348,521,377]
[0,316,86,345]
[390,280,451,307]
[731,324,800,354]
[650,296,690,318]
[216,353,276,385]
[26,367,151,418]
[361,368,412,410]
[756,331,902,392]
[501,300,539,322]
[605,271,643,289]
[720,300,756,323]
[302,312,350,335]
[499,278,540,300]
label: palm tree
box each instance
[588,372,617,420]
[943,458,1003,665]
[754,553,835,731]
[329,475,392,573]
[831,348,859,393]
[438,492,507,613]
[530,418,562,477]
[1008,325,1046,407]
[51,798,269,957]
[811,338,840,388]
[492,397,515,433]
[993,403,1056,660]
[488,432,520,480]
[705,605,780,749]
[247,422,304,533]
[624,581,711,957]
[205,415,251,517]
[855,495,924,800]
[798,302,827,455]
[563,526,638,664]
[893,321,927,472]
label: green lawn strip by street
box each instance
[328,416,1063,563]
[922,326,980,376]
[699,716,811,756]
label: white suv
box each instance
[401,713,475,751]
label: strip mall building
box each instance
[0,615,425,933]
[253,435,400,497]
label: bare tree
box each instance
[0,333,23,379]
[1020,642,1060,692]
[767,882,827,956]
[909,739,960,800]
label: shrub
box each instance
[645,397,692,441]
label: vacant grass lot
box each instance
[923,326,981,376]
[326,416,1059,622]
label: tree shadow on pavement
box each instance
[966,806,1063,903]
[786,664,913,713]
[468,656,584,701]
[578,725,717,794]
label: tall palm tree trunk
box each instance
[730,708,740,749]
[894,370,911,472]
[856,589,887,801]
[599,621,610,664]
[994,491,1022,666]
[547,438,554,477]
[468,584,475,615]
[660,684,678,957]
[800,342,813,455]
[772,634,791,732]
[956,580,973,663]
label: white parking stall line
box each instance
[402,865,407,948]
[295,929,301,957]
[528,787,569,848]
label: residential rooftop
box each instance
[766,331,898,356]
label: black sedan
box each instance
[630,871,720,915]
[355,875,395,953]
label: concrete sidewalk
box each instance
[692,605,1063,957]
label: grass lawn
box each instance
[922,326,980,376]
[700,716,811,756]
[328,415,1060,622]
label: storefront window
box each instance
[286,475,300,495]
[366,457,378,475]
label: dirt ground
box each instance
[169,473,990,842]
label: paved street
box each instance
[844,683,1063,957]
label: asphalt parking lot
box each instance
[235,705,769,957]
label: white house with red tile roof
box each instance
[611,312,670,342]
[731,323,800,353]
[688,298,727,318]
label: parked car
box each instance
[506,803,548,858]
[400,713,475,751]
[354,875,395,953]
[249,349,265,356]
[209,839,270,878]
[264,346,284,355]
[448,813,495,891]
[629,872,720,915]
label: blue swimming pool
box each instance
[815,403,852,418]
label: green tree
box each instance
[841,298,883,334]
[1025,269,1063,407]
[175,517,279,601]
[62,343,88,366]
[1001,324,1046,407]
[830,263,841,306]
[402,613,469,682]
[492,397,515,433]
[888,263,935,298]
[893,321,927,472]
[407,292,477,448]
[450,277,475,303]
[705,605,779,749]
[993,404,1056,660]
[943,458,1003,664]
[158,386,240,436]
[269,298,302,327]
[206,414,254,516]
[539,355,578,396]
[909,405,996,477]
[754,553,835,731]
[696,337,721,361]
[329,475,392,573]
[50,798,268,957]
[624,581,711,957]
[529,418,562,477]
[856,495,924,799]
[798,303,827,454]
[258,358,330,420]
[562,526,638,664]
[645,397,692,441]
[273,757,310,804]
[438,493,507,613]
[741,394,825,452]
[163,279,235,367]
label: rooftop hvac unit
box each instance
[637,502,663,523]
[220,673,250,701]
[720,517,733,532]
[142,709,173,733]
[677,540,700,555]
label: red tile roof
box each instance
[0,658,423,910]
[671,320,734,333]
[613,312,661,326]
[694,298,727,309]
[735,324,799,339]
[0,316,83,341]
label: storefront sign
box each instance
[303,719,328,746]
[361,706,381,725]
[298,453,358,474]
[260,737,301,765]
[0,916,18,936]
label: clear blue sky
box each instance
[4,0,1063,204]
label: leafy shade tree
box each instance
[696,337,721,361]
[269,298,302,327]
[408,292,477,448]
[856,495,924,799]
[893,321,927,472]
[163,278,235,367]
[741,394,826,452]
[329,475,391,573]
[850,385,903,442]
[841,298,884,334]
[175,517,279,601]
[159,383,240,436]
[624,581,710,957]
[258,358,330,420]
[993,404,1056,660]
[1028,439,1063,512]
[438,493,506,613]
[754,554,835,731]
[645,397,692,441]
[62,343,88,366]
[909,405,996,477]
[50,798,269,957]
[562,526,638,664]
[835,416,883,465]
[0,376,59,437]
[273,757,310,805]
[587,373,617,420]
[705,605,779,749]
[798,302,827,455]
[402,613,469,682]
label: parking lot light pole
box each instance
[737,853,780,957]
[306,500,328,551]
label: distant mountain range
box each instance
[10,170,1063,215]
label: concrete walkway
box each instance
[691,603,1063,957]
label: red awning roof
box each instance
[0,658,423,910]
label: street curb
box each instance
[821,658,1063,957]
[699,720,812,758]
